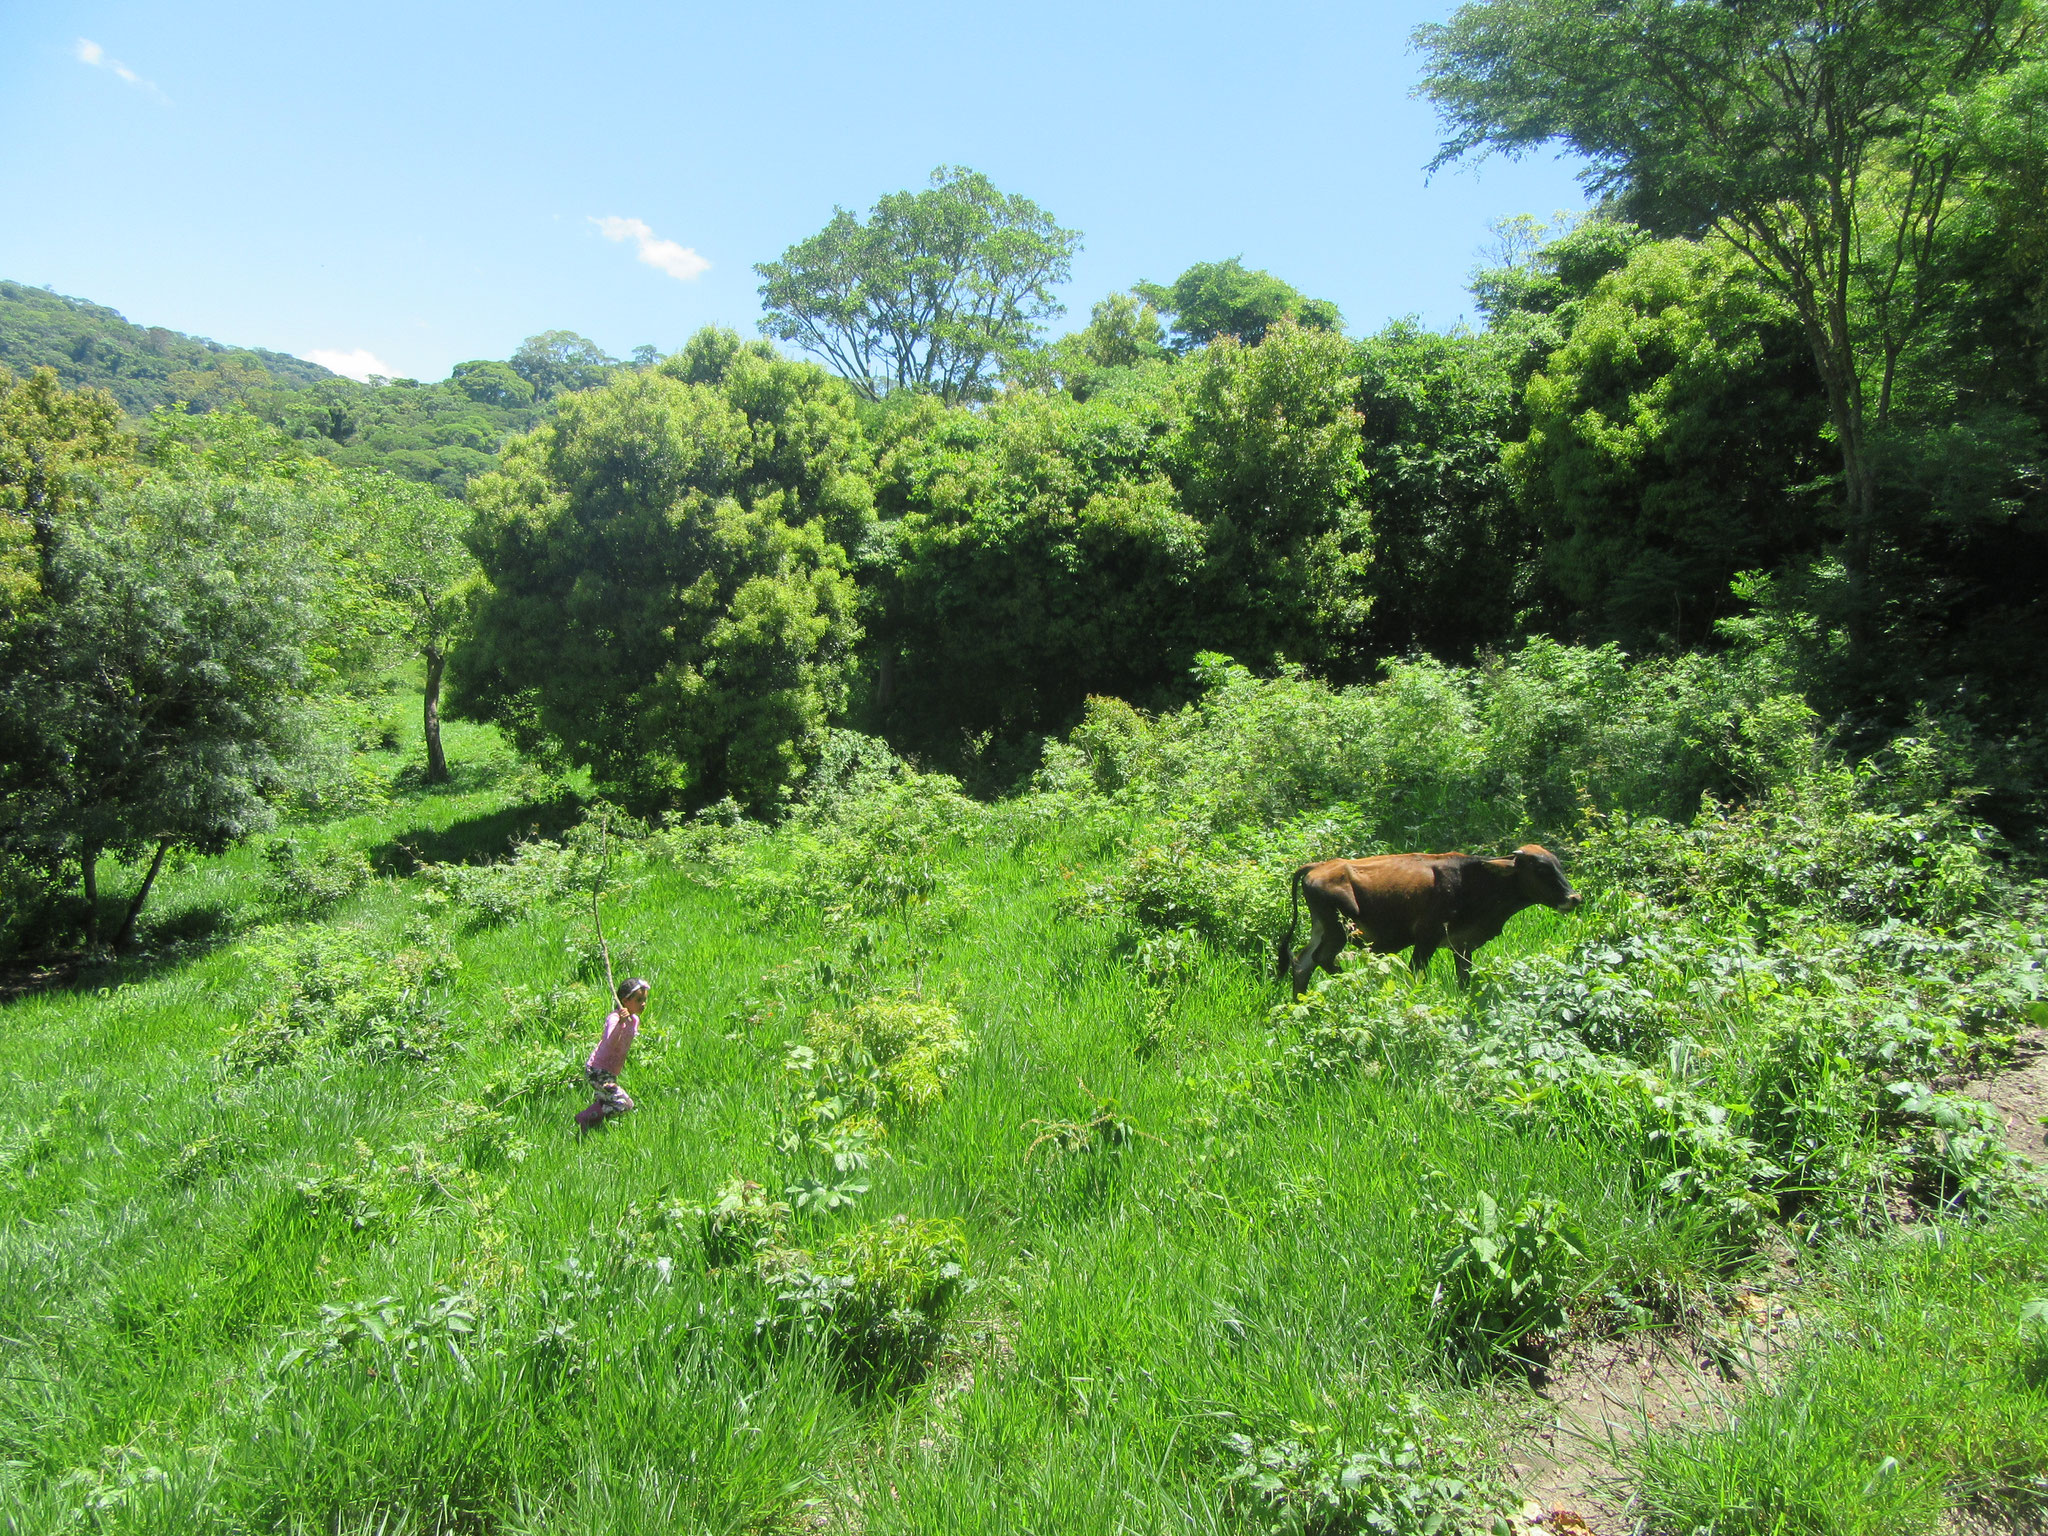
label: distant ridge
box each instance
[0,280,335,415]
[1,282,645,495]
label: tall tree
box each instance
[453,344,868,811]
[1508,238,1833,646]
[344,471,479,782]
[1,366,129,612]
[756,167,1081,403]
[1176,322,1373,674]
[1416,0,2043,634]
[508,331,619,400]
[870,365,1200,753]
[1136,258,1342,351]
[1351,321,1531,660]
[0,476,311,947]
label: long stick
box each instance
[591,807,618,1004]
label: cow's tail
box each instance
[1276,864,1312,980]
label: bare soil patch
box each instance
[1504,1287,1802,1535]
[1956,1027,2048,1165]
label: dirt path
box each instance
[1957,1027,2048,1166]
[1504,1288,1801,1534]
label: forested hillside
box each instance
[0,283,639,494]
[0,279,335,411]
[4,1,2048,1529]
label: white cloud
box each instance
[591,216,710,282]
[75,38,168,101]
[304,348,395,382]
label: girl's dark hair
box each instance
[618,978,651,1002]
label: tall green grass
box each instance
[2,691,2042,1535]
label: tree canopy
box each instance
[756,167,1081,403]
[454,342,869,810]
[1136,258,1342,350]
[508,331,621,401]
[0,471,313,945]
[1416,0,2045,637]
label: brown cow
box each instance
[1276,845,1582,995]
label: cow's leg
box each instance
[1409,922,1447,979]
[1448,921,1496,989]
[1291,889,1353,995]
[1318,887,1364,977]
[1289,908,1329,996]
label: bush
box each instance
[737,758,986,925]
[276,1291,479,1374]
[1266,956,1458,1085]
[161,1132,246,1187]
[754,1214,968,1387]
[416,837,585,928]
[434,1098,530,1171]
[1221,1401,1510,1536]
[1420,1187,1584,1369]
[265,837,374,911]
[1578,759,2004,935]
[291,1142,484,1236]
[686,1178,794,1268]
[220,924,457,1071]
[797,994,976,1122]
[646,796,765,884]
[1056,640,1813,850]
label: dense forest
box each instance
[3,0,2048,1050]
[16,10,2048,933]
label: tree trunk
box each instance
[424,648,449,784]
[80,843,101,946]
[113,838,173,952]
[1808,339,1876,656]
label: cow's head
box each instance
[1513,845,1582,912]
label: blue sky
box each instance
[1,1,1587,383]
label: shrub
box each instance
[1421,1188,1584,1369]
[1055,639,1812,850]
[276,1291,478,1374]
[1267,956,1459,1085]
[738,762,986,924]
[1479,931,1687,1057]
[161,1132,247,1187]
[292,1142,484,1235]
[646,796,765,884]
[434,1099,530,1171]
[491,984,588,1043]
[1884,1081,2044,1214]
[798,994,975,1121]
[1576,759,2004,936]
[416,837,583,927]
[279,697,397,818]
[754,1214,968,1387]
[264,837,374,911]
[220,924,457,1071]
[1221,1401,1510,1536]
[686,1178,794,1268]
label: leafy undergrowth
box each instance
[2,670,2045,1534]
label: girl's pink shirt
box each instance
[586,1007,638,1075]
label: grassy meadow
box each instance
[2,682,2045,1536]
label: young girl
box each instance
[575,978,650,1131]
